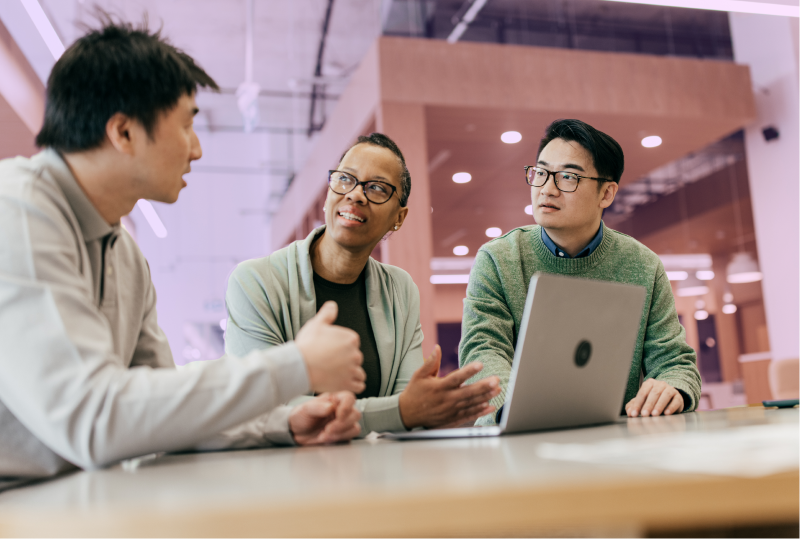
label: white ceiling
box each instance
[39,0,384,175]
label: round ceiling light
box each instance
[727,252,762,283]
[524,205,533,215]
[453,245,469,256]
[722,304,738,314]
[641,135,662,148]
[677,273,709,297]
[501,131,522,144]
[485,227,502,238]
[452,172,472,184]
[696,270,715,281]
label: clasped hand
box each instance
[289,392,361,445]
[399,345,501,429]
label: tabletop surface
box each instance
[0,407,797,537]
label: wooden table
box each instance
[0,407,797,537]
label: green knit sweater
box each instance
[459,223,701,425]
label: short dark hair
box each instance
[36,18,218,152]
[340,133,411,207]
[537,119,625,184]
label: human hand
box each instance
[289,392,361,445]
[398,345,502,429]
[295,301,366,394]
[625,379,684,418]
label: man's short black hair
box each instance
[36,18,218,152]
[537,119,625,184]
[340,133,411,207]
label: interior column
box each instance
[376,101,437,357]
[729,14,799,363]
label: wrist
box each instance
[398,392,419,430]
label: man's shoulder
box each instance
[0,153,56,199]
[479,225,538,257]
[605,227,662,266]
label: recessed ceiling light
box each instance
[452,172,472,184]
[722,304,738,314]
[501,131,522,144]
[485,227,502,238]
[693,309,709,321]
[641,135,662,148]
[696,270,715,281]
[524,204,533,215]
[453,245,469,256]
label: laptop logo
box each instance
[574,340,592,367]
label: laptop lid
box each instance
[499,273,646,434]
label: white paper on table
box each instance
[536,423,799,477]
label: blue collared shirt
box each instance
[541,223,604,259]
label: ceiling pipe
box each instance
[236,0,261,133]
[447,0,489,43]
[307,0,335,136]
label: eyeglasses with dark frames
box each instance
[524,166,612,193]
[328,170,398,205]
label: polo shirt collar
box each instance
[42,148,115,242]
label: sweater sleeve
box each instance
[641,265,702,411]
[459,249,516,425]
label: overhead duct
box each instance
[237,0,260,133]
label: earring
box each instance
[323,207,326,212]
[393,225,399,231]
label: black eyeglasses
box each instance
[524,166,612,193]
[328,170,398,204]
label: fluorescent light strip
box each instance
[137,200,168,238]
[430,274,470,284]
[20,0,65,59]
[602,0,798,17]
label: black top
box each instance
[313,268,381,399]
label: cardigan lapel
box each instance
[294,226,399,398]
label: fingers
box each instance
[442,403,495,428]
[626,380,653,418]
[314,301,338,325]
[456,378,500,408]
[415,345,442,379]
[650,387,676,417]
[664,392,684,416]
[441,362,484,389]
[450,377,500,407]
[301,398,335,418]
[639,383,664,417]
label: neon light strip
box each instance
[19,0,65,59]
[602,0,798,17]
[430,274,470,284]
[136,200,168,239]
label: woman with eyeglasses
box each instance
[224,133,500,435]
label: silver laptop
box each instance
[383,273,646,440]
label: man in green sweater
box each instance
[460,119,701,425]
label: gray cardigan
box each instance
[225,227,425,433]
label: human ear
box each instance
[393,206,409,231]
[105,113,136,155]
[599,182,618,209]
